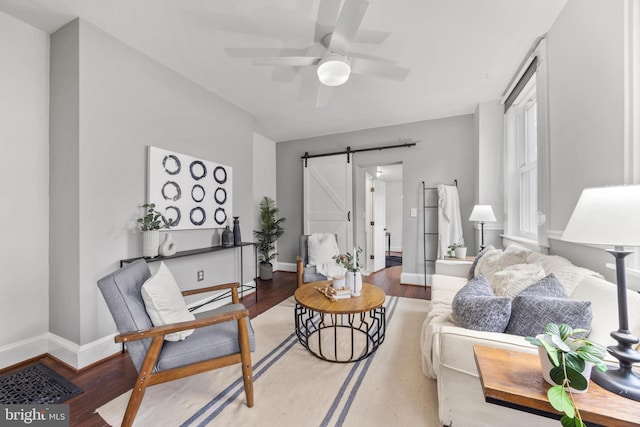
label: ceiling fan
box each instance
[234,0,410,107]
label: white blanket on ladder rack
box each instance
[437,184,463,259]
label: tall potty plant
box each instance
[253,197,285,280]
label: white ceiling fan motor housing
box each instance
[317,52,351,86]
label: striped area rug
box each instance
[96,296,439,427]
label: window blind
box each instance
[504,57,538,113]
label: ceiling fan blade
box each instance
[329,0,369,53]
[314,0,342,42]
[252,56,321,67]
[350,57,410,81]
[354,29,391,44]
[349,52,397,64]
[225,48,307,58]
[316,84,333,108]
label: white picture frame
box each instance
[147,146,233,230]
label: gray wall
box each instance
[276,115,475,277]
[50,19,81,344]
[546,0,625,231]
[542,0,628,282]
[50,19,255,347]
[1,11,50,357]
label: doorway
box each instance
[364,163,403,273]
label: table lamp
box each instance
[562,184,640,401]
[469,205,496,251]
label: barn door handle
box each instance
[348,211,351,221]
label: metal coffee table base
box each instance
[294,304,386,363]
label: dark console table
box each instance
[120,242,258,308]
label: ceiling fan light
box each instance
[317,54,351,86]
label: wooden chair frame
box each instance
[114,282,253,427]
[296,256,304,288]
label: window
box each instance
[505,66,538,240]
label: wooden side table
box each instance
[473,345,640,427]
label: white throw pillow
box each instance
[141,261,195,341]
[532,254,603,295]
[307,233,339,267]
[474,249,504,283]
[492,263,546,298]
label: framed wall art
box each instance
[147,146,232,230]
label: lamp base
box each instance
[591,366,640,401]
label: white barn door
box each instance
[303,155,353,253]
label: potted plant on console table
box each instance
[526,323,608,427]
[254,196,285,280]
[447,240,467,258]
[137,203,171,258]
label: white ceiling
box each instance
[0,0,567,142]
[376,164,402,182]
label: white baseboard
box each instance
[0,334,48,369]
[189,282,255,313]
[1,280,260,371]
[277,262,296,273]
[0,332,121,370]
[48,332,121,369]
[400,272,432,287]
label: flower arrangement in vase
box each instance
[136,203,171,258]
[333,247,363,296]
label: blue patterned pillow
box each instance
[452,275,512,332]
[518,273,568,298]
[505,274,592,336]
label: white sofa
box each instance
[423,246,640,427]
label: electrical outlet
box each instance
[197,270,204,282]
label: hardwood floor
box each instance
[2,268,429,426]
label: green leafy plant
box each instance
[253,197,286,265]
[526,323,608,427]
[333,247,363,271]
[447,239,465,257]
[137,203,171,231]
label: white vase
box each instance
[455,247,467,258]
[332,275,346,290]
[345,270,363,296]
[143,230,160,258]
[158,232,176,257]
[537,346,593,393]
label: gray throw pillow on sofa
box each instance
[519,273,568,298]
[505,274,592,337]
[452,274,512,332]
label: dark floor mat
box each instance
[0,363,83,404]
[385,255,402,268]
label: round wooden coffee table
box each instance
[294,281,386,363]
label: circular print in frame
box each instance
[190,207,206,226]
[190,160,207,181]
[214,207,227,225]
[213,166,227,184]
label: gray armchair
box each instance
[97,259,254,427]
[296,234,338,287]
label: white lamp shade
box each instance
[469,205,496,222]
[562,185,640,247]
[317,53,351,86]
